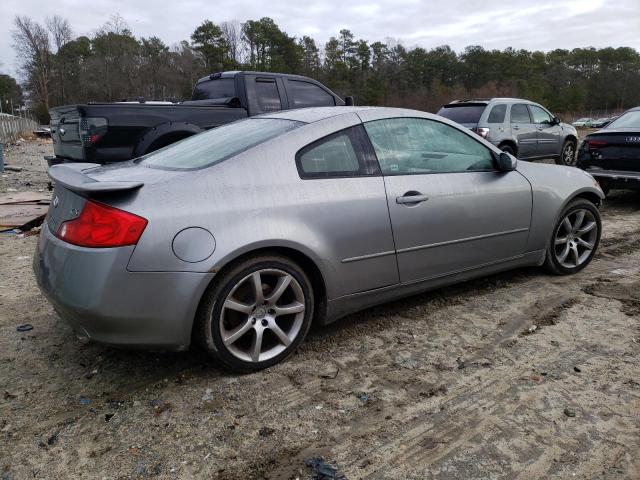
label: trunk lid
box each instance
[584,129,640,171]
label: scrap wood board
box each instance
[0,191,51,228]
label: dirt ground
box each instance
[1,138,639,480]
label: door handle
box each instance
[396,192,429,205]
[536,126,543,131]
[513,125,520,130]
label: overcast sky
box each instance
[2,0,640,78]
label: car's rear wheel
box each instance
[544,199,601,275]
[557,139,577,166]
[195,254,314,372]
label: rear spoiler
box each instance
[49,163,144,194]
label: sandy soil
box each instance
[1,139,639,479]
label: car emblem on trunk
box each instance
[52,196,59,208]
[626,136,640,143]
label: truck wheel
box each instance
[556,140,577,166]
[544,199,601,275]
[195,254,314,372]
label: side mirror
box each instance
[551,116,561,125]
[344,96,355,106]
[496,151,517,172]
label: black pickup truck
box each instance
[47,71,348,165]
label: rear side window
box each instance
[510,104,531,123]
[142,118,303,170]
[289,80,335,108]
[255,78,282,112]
[191,78,236,100]
[296,126,378,179]
[487,104,506,123]
[437,105,486,124]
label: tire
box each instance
[500,144,516,157]
[556,139,577,166]
[195,254,314,372]
[544,199,601,275]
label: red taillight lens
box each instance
[55,200,147,248]
[587,139,608,149]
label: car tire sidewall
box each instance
[558,140,577,166]
[545,200,601,275]
[198,256,314,372]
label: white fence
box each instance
[0,114,39,143]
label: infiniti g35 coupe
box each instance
[34,107,604,372]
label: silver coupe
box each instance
[34,107,604,371]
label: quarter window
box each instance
[296,126,376,179]
[510,104,531,123]
[364,117,495,175]
[289,80,335,108]
[487,104,507,123]
[529,105,552,124]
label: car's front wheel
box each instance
[557,139,577,166]
[544,199,601,275]
[195,254,314,372]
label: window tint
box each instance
[607,111,640,129]
[297,127,374,178]
[487,104,507,123]
[255,79,282,112]
[364,117,495,175]
[529,105,552,124]
[191,78,236,100]
[437,105,486,124]
[510,104,531,123]
[142,119,302,170]
[289,80,335,108]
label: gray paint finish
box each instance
[34,106,604,351]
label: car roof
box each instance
[444,97,537,106]
[259,106,385,124]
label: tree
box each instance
[191,20,227,72]
[0,74,23,114]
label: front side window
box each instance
[289,80,335,108]
[364,117,495,175]
[255,79,282,112]
[510,104,531,123]
[142,118,302,170]
[296,126,376,179]
[487,104,507,124]
[529,105,552,124]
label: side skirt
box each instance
[321,250,545,325]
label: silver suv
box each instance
[438,98,579,165]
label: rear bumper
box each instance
[584,168,640,190]
[33,223,214,350]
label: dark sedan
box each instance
[577,107,640,195]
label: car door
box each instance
[509,103,538,159]
[529,104,561,157]
[360,114,532,284]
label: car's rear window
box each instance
[141,118,303,170]
[191,78,237,100]
[437,105,486,124]
[607,111,640,129]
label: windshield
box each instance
[606,111,640,129]
[192,78,237,100]
[142,118,304,170]
[437,105,486,124]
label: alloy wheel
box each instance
[562,142,576,166]
[219,268,305,363]
[553,208,598,269]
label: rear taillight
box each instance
[587,139,608,149]
[79,117,108,146]
[55,200,147,248]
[475,127,490,139]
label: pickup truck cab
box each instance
[47,71,347,165]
